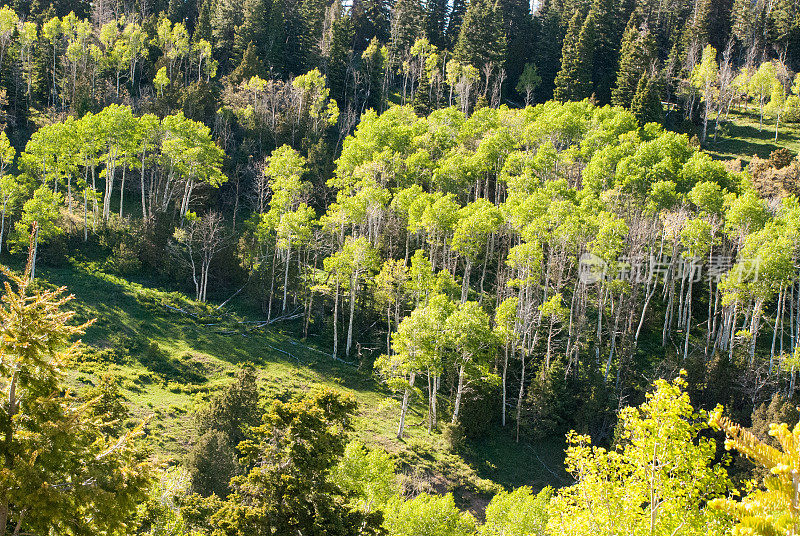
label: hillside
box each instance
[25,252,567,508]
[701,109,800,163]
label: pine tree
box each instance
[630,71,664,125]
[612,16,656,109]
[388,0,426,65]
[553,10,594,102]
[426,0,450,48]
[446,0,468,47]
[361,37,386,110]
[194,0,214,41]
[498,0,534,101]
[588,0,621,104]
[533,3,564,101]
[230,41,266,84]
[709,408,800,535]
[233,0,270,62]
[413,70,432,115]
[351,0,390,52]
[768,0,800,60]
[278,0,307,74]
[211,0,244,72]
[453,0,507,73]
[325,8,355,104]
[0,256,150,534]
[298,0,331,71]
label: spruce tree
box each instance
[211,0,244,72]
[0,261,150,534]
[612,16,655,109]
[233,0,270,61]
[325,8,355,104]
[533,3,564,101]
[453,0,507,73]
[498,0,534,101]
[553,10,594,102]
[388,0,426,64]
[298,0,331,71]
[447,0,468,47]
[426,0,450,48]
[630,71,664,125]
[230,41,267,84]
[351,0,390,52]
[412,70,432,115]
[588,0,621,104]
[194,0,214,41]
[278,0,307,74]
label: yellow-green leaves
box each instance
[383,492,477,536]
[549,374,732,536]
[709,409,800,536]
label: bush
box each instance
[769,147,795,169]
[442,422,465,453]
[105,242,142,275]
[458,379,499,439]
[186,430,239,498]
[38,237,69,267]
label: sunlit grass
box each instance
[21,256,564,508]
[701,108,800,163]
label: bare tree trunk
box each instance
[119,166,126,218]
[452,362,466,423]
[461,258,471,303]
[683,268,694,360]
[397,371,415,439]
[333,278,340,357]
[282,244,291,312]
[502,344,509,426]
[140,152,147,221]
[346,273,357,357]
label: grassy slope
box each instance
[701,109,800,163]
[26,256,566,511]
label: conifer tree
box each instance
[229,41,268,85]
[447,0,468,46]
[0,255,150,535]
[351,0,390,51]
[211,0,244,72]
[497,0,534,101]
[233,0,271,63]
[709,408,800,535]
[612,17,655,109]
[631,71,664,125]
[553,10,594,102]
[533,4,564,101]
[588,0,620,104]
[426,0,450,48]
[453,0,507,73]
[194,0,214,41]
[388,0,426,63]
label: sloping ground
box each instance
[27,259,566,511]
[701,109,800,163]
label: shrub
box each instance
[105,242,142,275]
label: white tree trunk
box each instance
[397,371,415,439]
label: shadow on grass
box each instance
[703,112,800,162]
[34,261,383,396]
[464,431,568,490]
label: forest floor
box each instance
[22,252,567,513]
